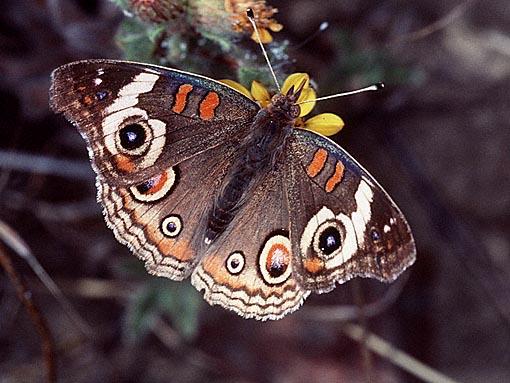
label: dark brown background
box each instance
[1,0,509,382]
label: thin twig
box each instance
[341,322,461,383]
[0,219,93,337]
[0,242,57,383]
[388,0,475,46]
[351,280,373,382]
[0,150,93,180]
[300,272,409,322]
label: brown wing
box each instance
[191,169,309,320]
[286,129,416,293]
[50,59,259,186]
[98,143,238,280]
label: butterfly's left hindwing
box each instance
[98,143,237,280]
[286,129,416,293]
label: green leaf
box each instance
[123,283,160,343]
[116,18,164,63]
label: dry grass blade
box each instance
[0,241,56,383]
[0,150,93,180]
[0,219,93,337]
[300,272,410,322]
[341,322,461,383]
[389,0,475,46]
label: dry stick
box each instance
[301,272,409,322]
[301,273,459,383]
[351,280,373,383]
[0,219,93,337]
[388,0,475,46]
[0,150,93,180]
[0,242,57,383]
[341,322,461,383]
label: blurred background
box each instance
[0,0,509,382]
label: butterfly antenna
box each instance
[292,21,329,50]
[246,8,281,92]
[296,83,385,105]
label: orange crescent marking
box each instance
[307,148,328,178]
[303,257,325,274]
[172,84,193,113]
[199,91,220,120]
[114,154,136,173]
[325,161,345,193]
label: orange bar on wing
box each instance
[325,161,345,193]
[199,91,220,120]
[172,84,193,113]
[303,257,325,274]
[307,148,328,177]
[114,154,136,173]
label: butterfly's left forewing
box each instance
[286,129,416,293]
[50,60,259,186]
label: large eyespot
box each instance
[161,215,182,237]
[226,252,245,275]
[103,107,167,170]
[130,168,177,202]
[119,123,147,151]
[313,220,345,260]
[115,119,151,156]
[259,234,292,285]
[300,207,358,268]
[318,225,342,255]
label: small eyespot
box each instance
[226,252,245,275]
[130,168,177,202]
[370,228,381,242]
[318,226,342,255]
[96,90,108,101]
[119,123,146,151]
[161,215,182,237]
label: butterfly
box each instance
[49,60,416,320]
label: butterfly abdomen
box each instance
[204,108,294,245]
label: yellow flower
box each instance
[220,73,345,136]
[225,0,283,44]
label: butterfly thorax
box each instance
[204,94,299,245]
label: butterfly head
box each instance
[267,93,301,122]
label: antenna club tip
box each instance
[246,8,254,19]
[375,82,385,90]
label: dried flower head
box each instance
[129,0,185,23]
[225,0,283,43]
